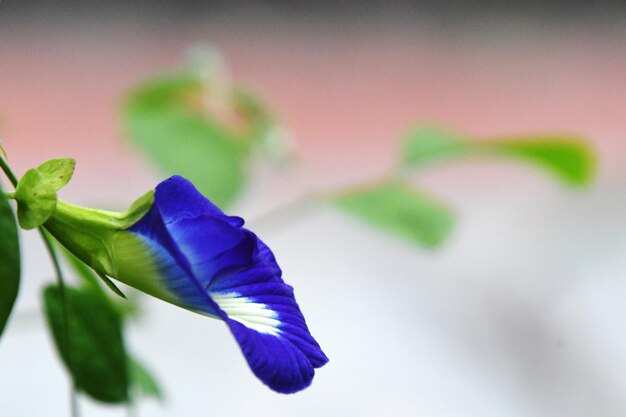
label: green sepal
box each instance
[61,244,141,319]
[14,158,76,229]
[96,271,127,299]
[43,190,154,278]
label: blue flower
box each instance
[45,175,328,393]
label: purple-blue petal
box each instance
[155,176,244,227]
[207,234,328,389]
[129,176,327,393]
[164,215,253,288]
[128,205,220,316]
[226,320,314,394]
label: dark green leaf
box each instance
[43,284,129,403]
[0,185,20,338]
[123,73,247,208]
[331,181,455,248]
[403,126,595,186]
[129,357,163,401]
[14,158,76,229]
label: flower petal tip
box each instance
[226,319,326,394]
[211,287,328,393]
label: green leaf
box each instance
[43,284,129,403]
[0,184,20,338]
[129,357,163,401]
[478,137,596,185]
[403,125,469,167]
[14,158,76,229]
[123,73,246,208]
[402,126,595,186]
[331,181,455,248]
[233,88,278,145]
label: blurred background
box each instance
[1,1,625,416]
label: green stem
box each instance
[41,231,80,417]
[0,156,18,188]
[0,155,79,417]
[42,230,80,417]
[247,173,399,235]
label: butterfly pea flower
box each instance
[44,175,328,393]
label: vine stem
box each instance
[0,155,79,417]
[40,229,80,417]
[247,194,320,235]
[0,156,18,187]
[246,172,401,235]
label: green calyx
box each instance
[11,156,156,288]
[14,158,76,229]
[43,191,154,277]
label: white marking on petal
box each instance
[211,292,281,336]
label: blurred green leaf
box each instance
[403,125,469,167]
[233,89,279,147]
[43,284,129,403]
[129,357,163,401]
[0,184,20,338]
[331,181,455,248]
[403,126,595,186]
[14,158,76,229]
[479,137,596,185]
[123,73,247,208]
